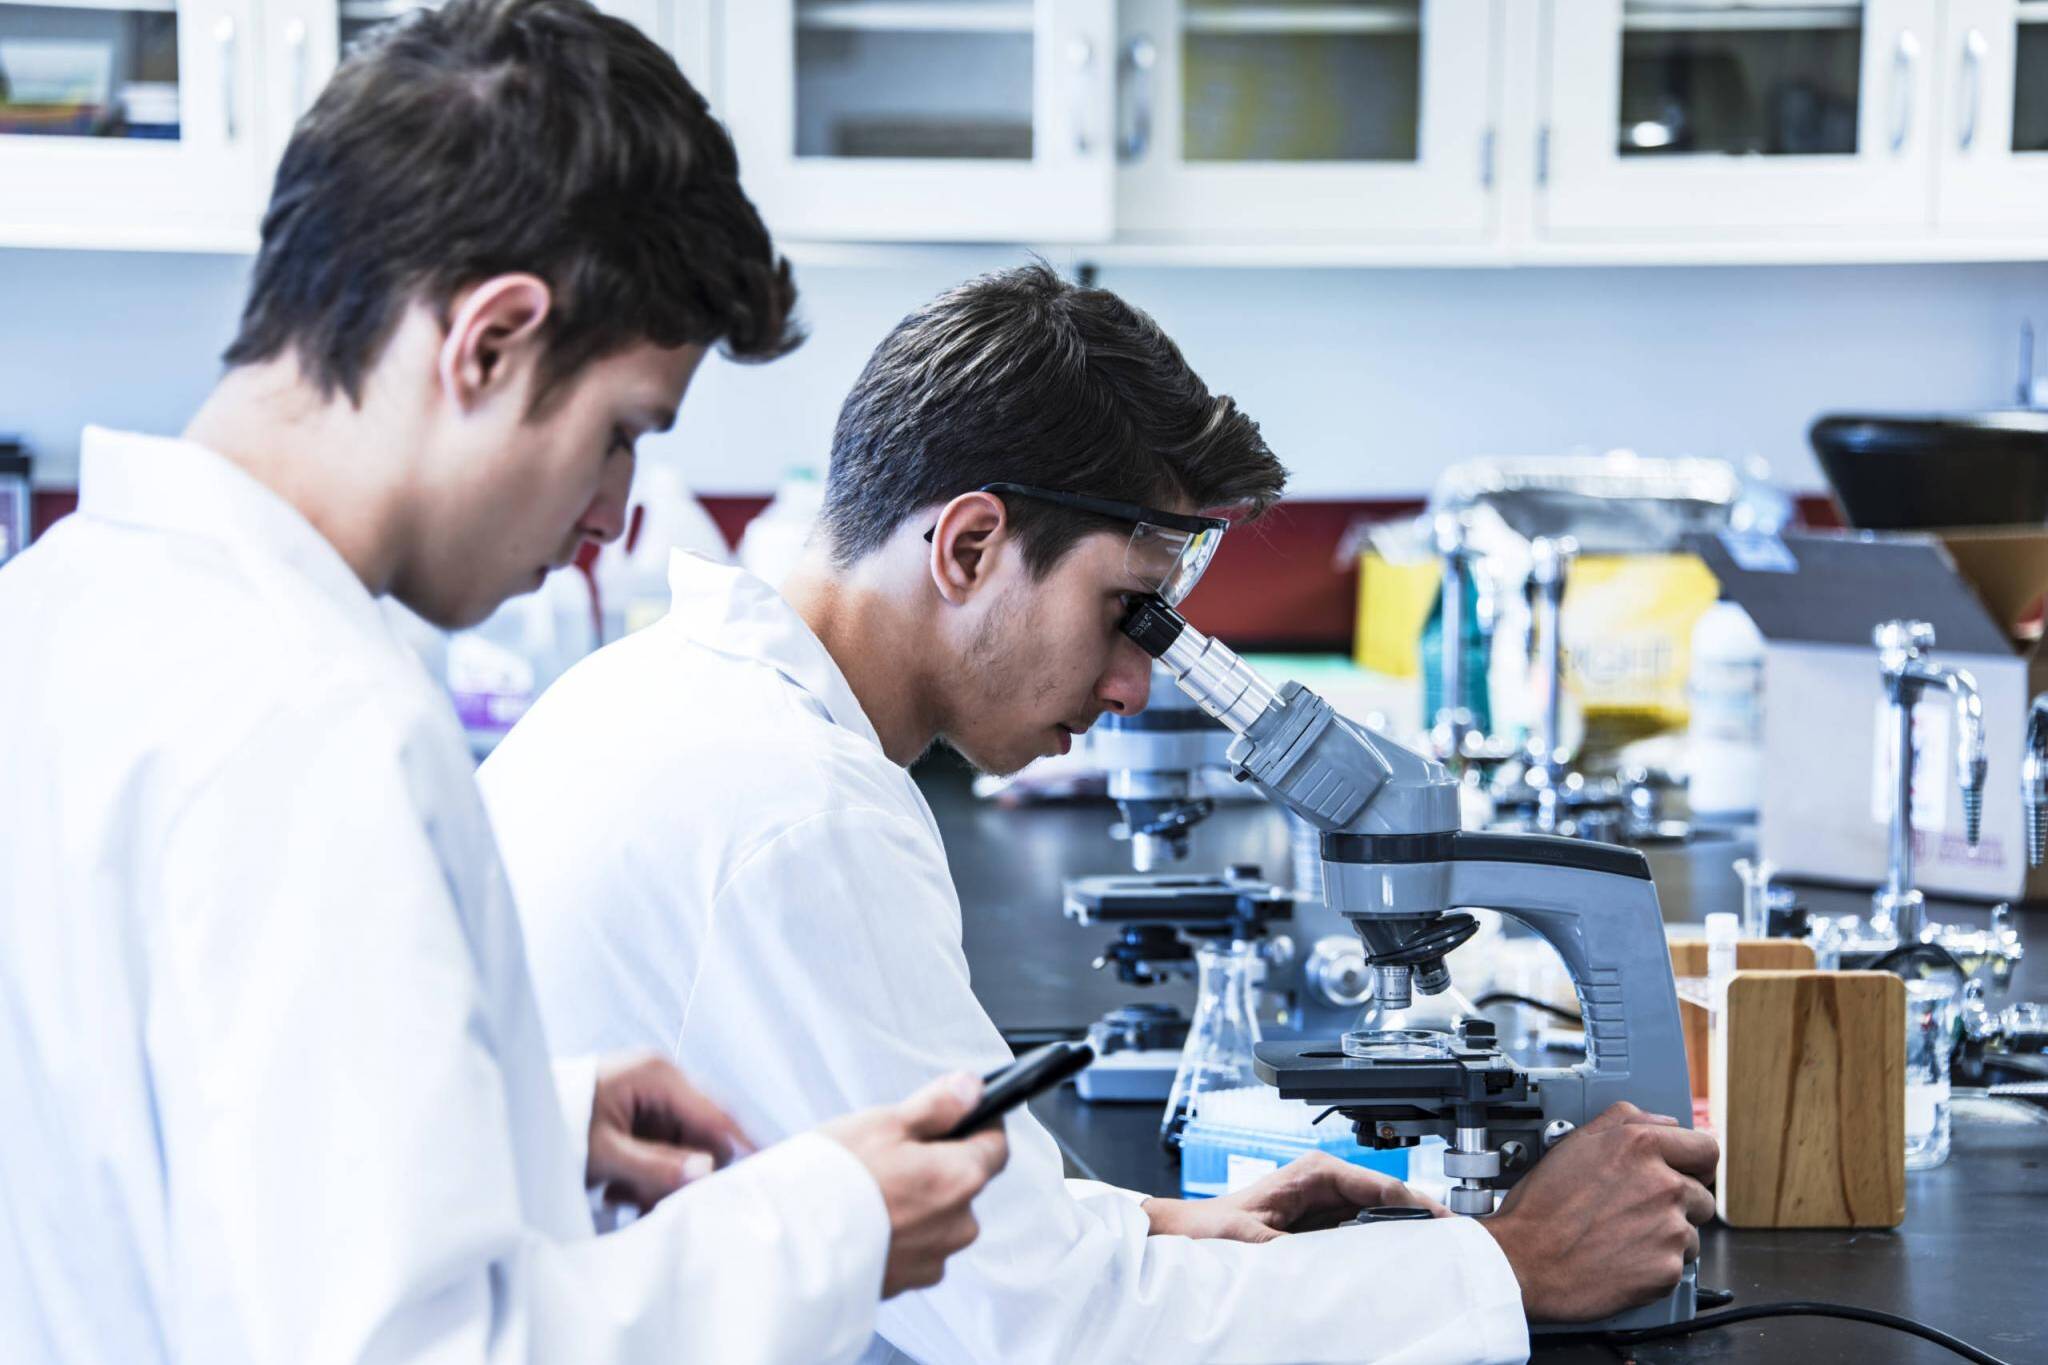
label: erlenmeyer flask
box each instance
[1161,939,1264,1149]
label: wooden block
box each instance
[1710,971,1905,1229]
[1670,939,1815,1102]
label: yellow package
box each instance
[1562,554,1720,741]
[1354,552,1442,678]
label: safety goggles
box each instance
[928,482,1231,606]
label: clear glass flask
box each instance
[1162,939,1264,1148]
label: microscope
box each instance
[1120,595,1698,1332]
[1065,665,1375,1102]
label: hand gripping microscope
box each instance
[1119,596,1698,1332]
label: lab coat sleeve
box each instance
[147,695,887,1365]
[686,805,1531,1365]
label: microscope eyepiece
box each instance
[1119,594,1187,659]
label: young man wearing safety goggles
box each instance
[478,263,1716,1364]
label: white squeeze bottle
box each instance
[1688,600,1765,816]
[593,461,730,642]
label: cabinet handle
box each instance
[214,15,238,144]
[1117,35,1155,162]
[1067,34,1096,156]
[286,17,309,120]
[1888,29,1920,155]
[1958,28,1986,153]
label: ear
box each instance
[928,490,1010,606]
[437,274,553,413]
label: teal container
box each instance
[1419,573,1492,735]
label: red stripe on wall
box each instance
[26,488,1848,653]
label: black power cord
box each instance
[1572,1299,2014,1364]
[1471,990,1584,1025]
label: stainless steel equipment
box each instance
[1871,620,1988,943]
[1120,595,1697,1333]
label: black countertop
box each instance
[1026,1086,2047,1364]
[919,754,2048,1364]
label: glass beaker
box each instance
[1732,857,1776,940]
[1162,939,1264,1148]
[1905,978,1958,1171]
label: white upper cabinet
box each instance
[1115,0,1500,243]
[1937,0,2048,230]
[0,0,265,248]
[720,0,1117,242]
[0,0,674,250]
[1541,0,1941,236]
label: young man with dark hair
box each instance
[0,4,1004,1361]
[480,263,1718,1363]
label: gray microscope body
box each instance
[1121,596,1697,1333]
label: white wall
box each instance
[4,247,2043,498]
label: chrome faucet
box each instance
[1873,620,1988,942]
[2024,693,2048,867]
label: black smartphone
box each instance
[944,1040,1096,1139]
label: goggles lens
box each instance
[1127,520,1224,607]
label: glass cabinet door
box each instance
[0,0,262,249]
[1938,0,2048,231]
[1613,1,1864,158]
[1544,0,1939,236]
[1117,0,1498,242]
[722,0,1115,242]
[0,0,181,140]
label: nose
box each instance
[1096,637,1154,716]
[578,451,637,547]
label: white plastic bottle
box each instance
[592,461,730,642]
[737,467,826,593]
[445,566,598,755]
[1687,600,1765,816]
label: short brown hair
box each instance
[819,263,1286,574]
[224,0,798,408]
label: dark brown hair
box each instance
[819,263,1285,575]
[223,0,799,408]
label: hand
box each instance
[1480,1101,1718,1323]
[820,1073,1011,1298]
[1142,1150,1449,1243]
[586,1051,752,1211]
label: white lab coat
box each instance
[479,551,1532,1365]
[0,429,890,1365]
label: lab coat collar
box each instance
[663,549,887,756]
[77,425,390,643]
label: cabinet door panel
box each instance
[0,0,264,248]
[1117,0,1499,242]
[1543,0,1940,236]
[722,0,1115,242]
[1937,0,2048,231]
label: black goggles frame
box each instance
[922,483,1231,542]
